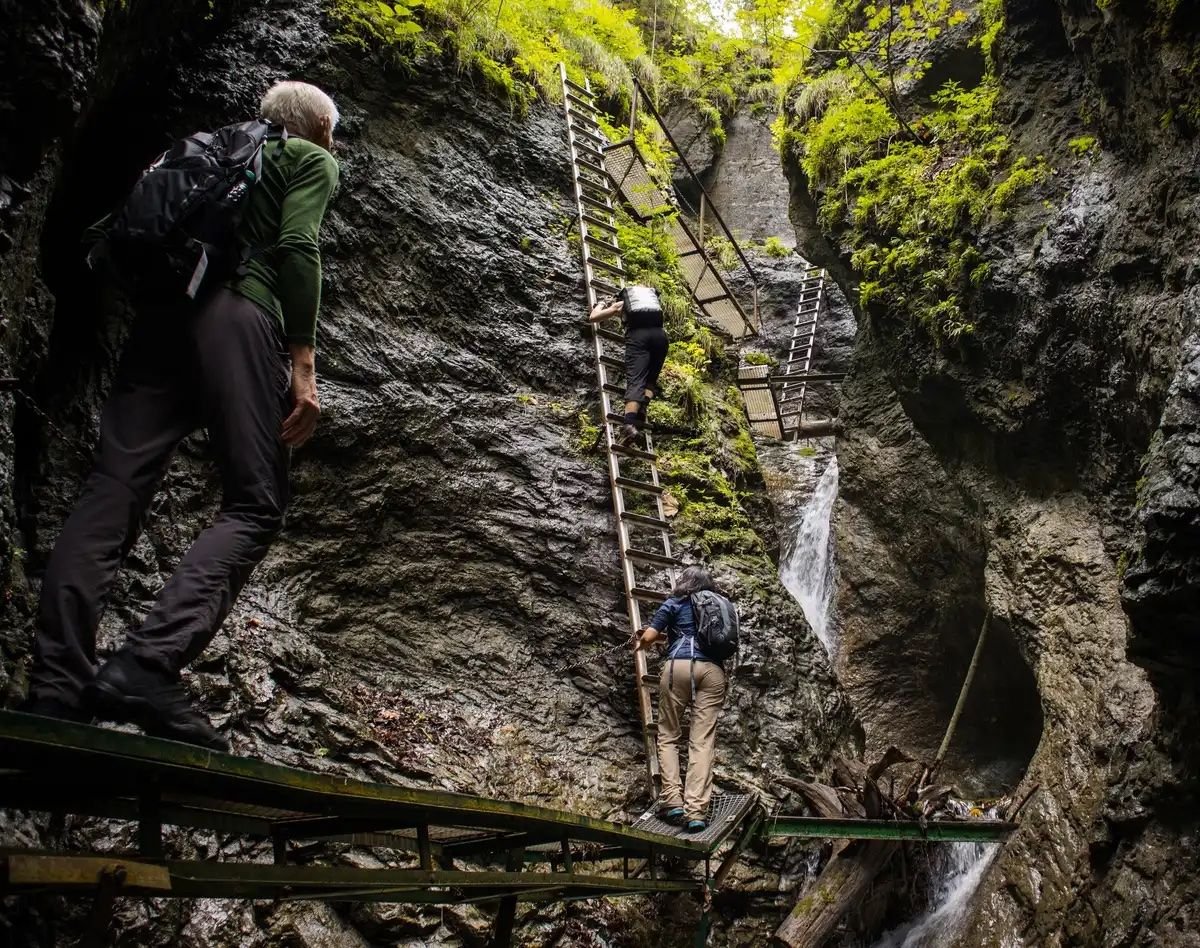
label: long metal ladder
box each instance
[775,265,828,439]
[559,65,679,794]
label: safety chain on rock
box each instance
[462,635,639,686]
[5,384,96,469]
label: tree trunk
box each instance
[774,839,900,948]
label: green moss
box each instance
[1068,135,1098,157]
[785,4,1048,341]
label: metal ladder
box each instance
[559,64,679,794]
[776,266,828,439]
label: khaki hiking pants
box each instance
[656,659,726,821]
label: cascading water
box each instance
[874,800,1002,947]
[873,843,996,948]
[780,455,839,657]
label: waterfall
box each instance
[780,455,839,657]
[873,842,996,948]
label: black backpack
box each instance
[690,590,739,661]
[88,119,286,301]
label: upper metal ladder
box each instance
[737,263,844,440]
[559,64,679,794]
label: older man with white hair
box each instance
[21,81,340,751]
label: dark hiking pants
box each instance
[624,325,669,405]
[30,288,291,707]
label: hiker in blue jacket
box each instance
[635,565,728,833]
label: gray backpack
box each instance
[690,590,739,661]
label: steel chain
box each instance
[7,386,95,468]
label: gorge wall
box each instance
[0,0,853,945]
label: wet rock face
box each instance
[0,1,854,944]
[792,1,1200,944]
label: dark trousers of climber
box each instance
[657,659,727,821]
[29,288,290,706]
[623,326,668,423]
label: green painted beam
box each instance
[762,816,1018,843]
[1,852,698,903]
[0,712,710,860]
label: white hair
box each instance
[260,81,339,140]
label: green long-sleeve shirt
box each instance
[232,135,339,347]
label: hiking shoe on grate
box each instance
[87,651,229,752]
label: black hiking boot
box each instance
[87,651,229,752]
[15,695,93,724]
[618,423,641,446]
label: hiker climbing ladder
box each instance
[559,65,679,793]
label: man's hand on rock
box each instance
[283,345,320,447]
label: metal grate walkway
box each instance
[629,792,757,847]
[603,79,759,340]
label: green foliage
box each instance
[783,1,1047,340]
[742,351,775,366]
[762,236,792,257]
[1068,135,1098,157]
[330,0,648,105]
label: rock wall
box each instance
[0,1,854,944]
[782,0,1200,943]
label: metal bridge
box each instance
[0,716,1015,944]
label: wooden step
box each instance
[631,586,670,604]
[590,277,620,297]
[621,511,670,531]
[580,193,615,212]
[576,156,609,179]
[595,327,625,345]
[626,548,681,568]
[582,213,618,235]
[588,236,621,256]
[599,354,623,372]
[566,92,599,114]
[563,76,591,97]
[587,256,625,277]
[602,381,625,397]
[615,476,664,496]
[610,442,656,463]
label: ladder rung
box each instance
[595,327,625,345]
[582,213,618,235]
[573,141,608,165]
[615,476,664,496]
[580,193,614,212]
[591,277,620,296]
[587,256,625,277]
[571,124,609,147]
[599,355,623,372]
[602,382,625,397]
[568,109,603,131]
[621,511,670,530]
[697,293,731,305]
[588,236,621,256]
[578,175,613,199]
[626,548,681,568]
[563,76,591,97]
[644,721,659,734]
[631,586,669,603]
[576,156,609,179]
[566,92,600,114]
[792,319,818,329]
[641,673,659,686]
[610,442,656,463]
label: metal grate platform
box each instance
[629,793,757,848]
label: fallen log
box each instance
[774,838,900,947]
